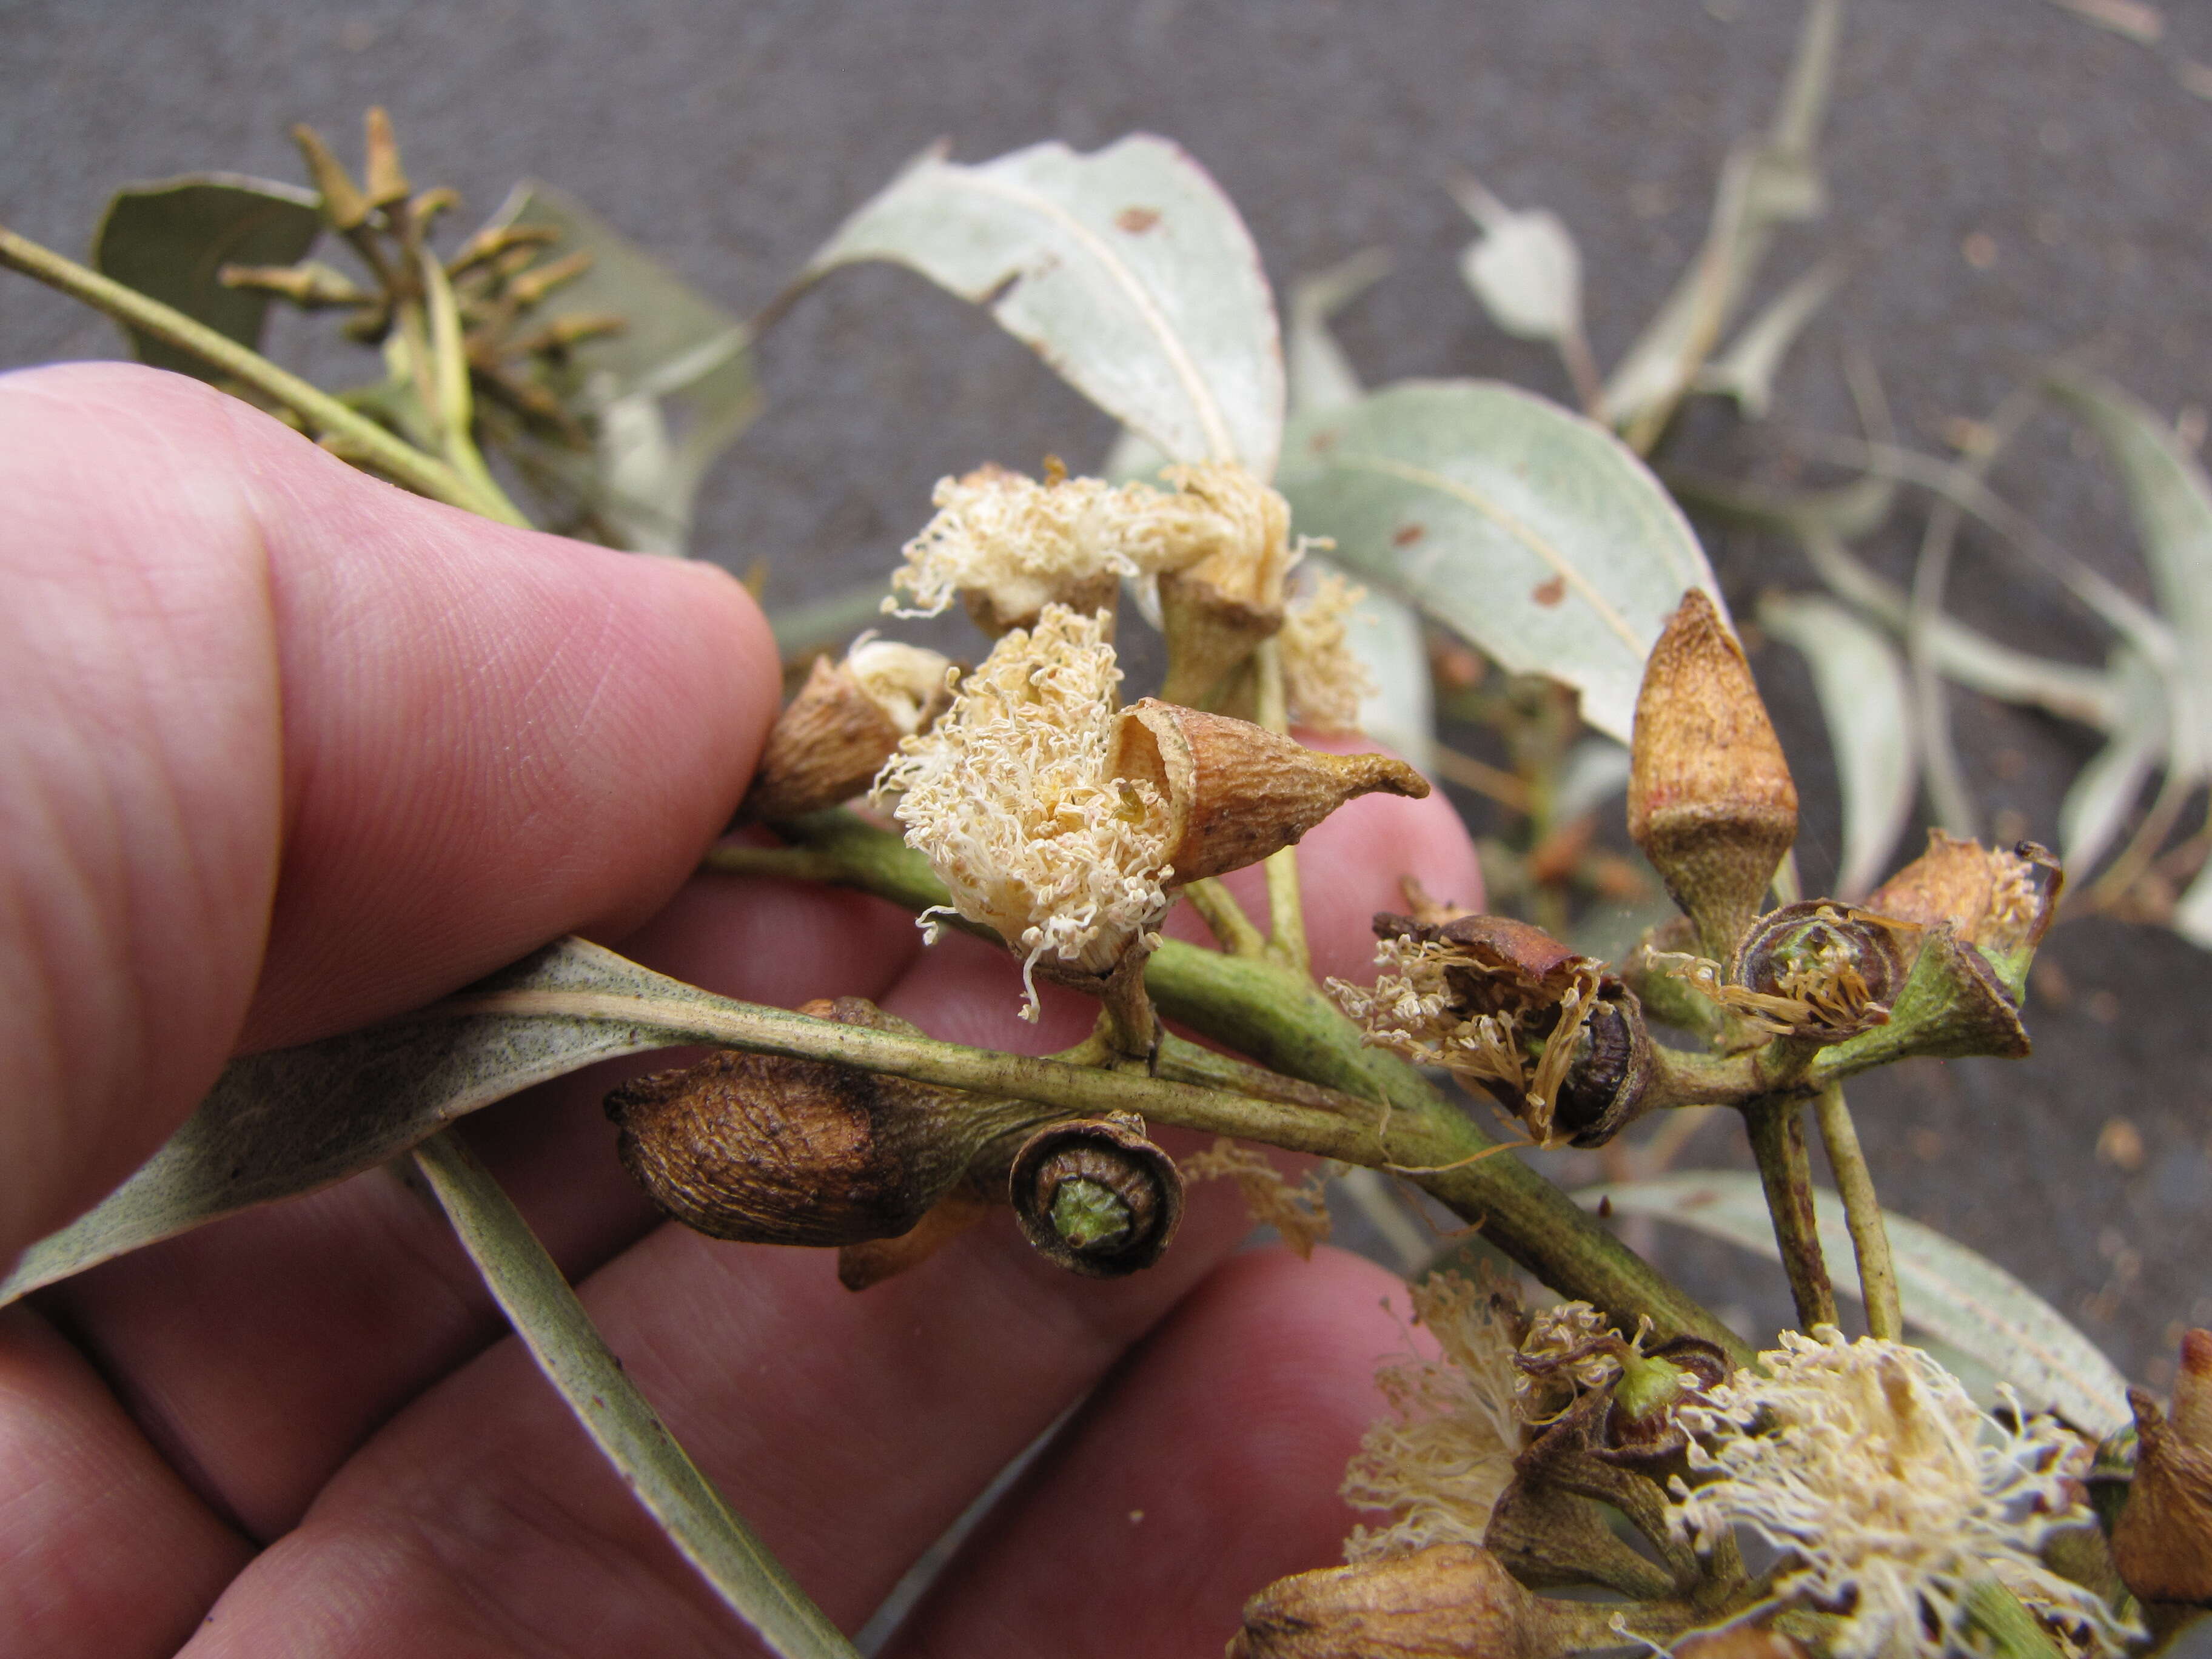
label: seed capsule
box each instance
[1008,1113,1183,1278]
[1728,900,1914,1042]
[2113,1329,2212,1607]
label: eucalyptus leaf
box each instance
[1287,247,1391,417]
[2059,646,2167,875]
[1600,0,1840,444]
[768,581,898,662]
[1695,261,1840,420]
[1760,592,1916,900]
[2048,372,2212,779]
[797,135,1284,477]
[413,1133,860,1659]
[1450,178,1583,347]
[1581,1172,2130,1435]
[1277,379,1720,743]
[2170,847,2212,948]
[92,173,322,380]
[0,939,727,1302]
[492,183,761,555]
[1552,736,1633,826]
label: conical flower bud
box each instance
[2113,1329,2212,1607]
[1111,698,1427,885]
[1227,1544,1553,1659]
[604,997,1031,1247]
[737,638,954,823]
[1628,589,1798,960]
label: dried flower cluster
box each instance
[1673,1330,2130,1659]
[874,603,1171,1017]
[886,457,1299,633]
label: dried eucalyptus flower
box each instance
[1278,569,1376,734]
[737,635,953,823]
[1672,1330,2133,1659]
[1331,915,1644,1147]
[603,997,1031,1247]
[888,457,1279,635]
[1154,461,1304,705]
[1628,589,1799,961]
[877,606,1426,1018]
[874,605,1173,1016]
[1868,831,2061,994]
[2111,1328,2212,1607]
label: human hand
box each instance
[0,363,1483,1657]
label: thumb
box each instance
[0,361,778,1259]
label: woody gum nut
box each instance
[1627,589,1798,959]
[1112,697,1428,885]
[2113,1329,2212,1607]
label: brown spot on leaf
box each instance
[1392,523,1425,547]
[1532,575,1567,606]
[1116,206,1161,233]
[1309,429,1337,454]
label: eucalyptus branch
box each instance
[1182,876,1268,957]
[0,221,528,526]
[1812,1082,1902,1341]
[1741,1096,1838,1330]
[731,809,1751,1364]
[419,247,526,524]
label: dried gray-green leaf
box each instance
[1761,591,1915,900]
[1287,247,1390,418]
[93,174,321,380]
[2059,646,2167,876]
[1582,1171,2130,1435]
[1600,0,1839,443]
[412,1132,859,1659]
[1695,261,1840,420]
[797,135,1284,477]
[1278,379,1720,743]
[1451,178,1583,346]
[0,938,728,1302]
[492,182,760,555]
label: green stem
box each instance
[420,247,527,525]
[1252,638,1310,974]
[1181,877,1267,957]
[1741,1096,1837,1330]
[1812,1082,1902,1340]
[410,1130,859,1659]
[725,811,1751,1364]
[0,220,526,527]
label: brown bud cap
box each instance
[1228,1544,1551,1659]
[605,997,1024,1247]
[1111,699,1427,886]
[2113,1330,2212,1607]
[1008,1113,1182,1278]
[1628,589,1798,959]
[738,643,954,823]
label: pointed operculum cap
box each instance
[1228,1544,1550,1659]
[1628,589,1798,959]
[2114,1329,2212,1607]
[1111,698,1428,885]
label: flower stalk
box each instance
[1741,1096,1838,1331]
[1811,1082,1901,1341]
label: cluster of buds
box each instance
[220,109,625,452]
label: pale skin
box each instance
[0,362,1487,1658]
